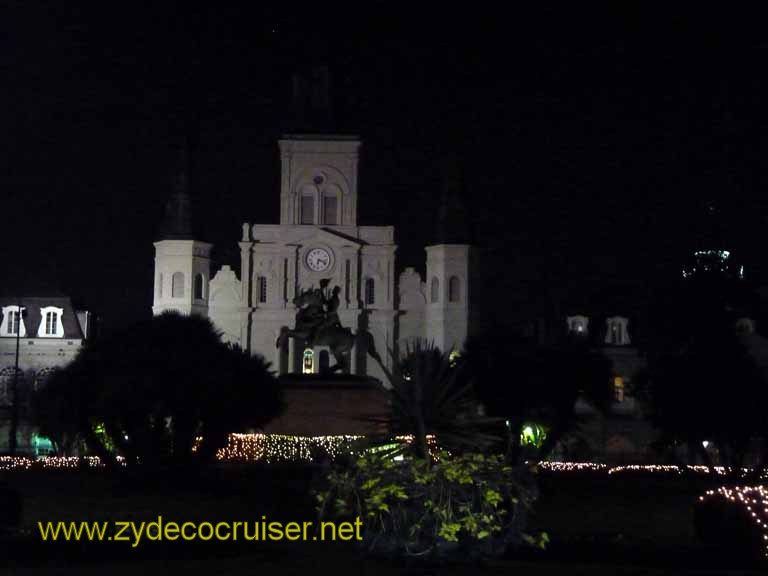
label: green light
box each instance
[520,422,547,448]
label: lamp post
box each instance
[9,298,23,455]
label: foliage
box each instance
[640,325,768,472]
[464,327,613,462]
[315,450,544,558]
[370,340,505,459]
[34,312,283,468]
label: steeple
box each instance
[434,157,470,245]
[159,144,194,240]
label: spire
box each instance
[159,143,194,240]
[434,156,470,245]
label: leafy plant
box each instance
[369,339,505,459]
[315,450,544,558]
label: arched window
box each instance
[38,306,63,338]
[194,273,205,300]
[319,349,330,372]
[258,276,267,304]
[365,278,375,306]
[300,187,316,225]
[448,276,461,303]
[302,348,314,374]
[34,367,55,392]
[430,277,440,303]
[172,272,185,298]
[323,194,338,225]
[1,306,26,337]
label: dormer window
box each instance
[566,315,589,336]
[38,306,64,338]
[1,306,26,337]
[604,317,631,346]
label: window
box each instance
[614,377,625,403]
[38,306,63,338]
[302,348,314,374]
[34,367,55,392]
[194,273,205,300]
[430,277,440,303]
[567,316,589,336]
[610,322,623,345]
[258,276,267,304]
[323,195,338,225]
[365,278,375,306]
[45,312,56,335]
[172,272,185,298]
[448,276,461,303]
[9,310,19,334]
[1,306,25,337]
[301,194,314,225]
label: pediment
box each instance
[292,227,364,248]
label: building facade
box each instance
[0,296,93,454]
[152,135,470,384]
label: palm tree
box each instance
[370,340,503,459]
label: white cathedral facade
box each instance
[151,135,469,383]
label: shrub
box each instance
[315,451,544,558]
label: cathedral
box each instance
[151,135,470,384]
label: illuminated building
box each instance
[152,135,470,385]
[0,294,94,455]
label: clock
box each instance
[305,247,332,272]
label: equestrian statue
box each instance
[276,278,356,373]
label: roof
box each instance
[0,296,84,340]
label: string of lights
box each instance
[0,455,125,471]
[699,485,768,558]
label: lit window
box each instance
[1,306,26,337]
[323,195,338,225]
[302,348,314,374]
[448,276,461,303]
[258,277,267,304]
[194,273,205,300]
[45,312,56,335]
[431,277,440,303]
[38,306,63,338]
[365,278,375,306]
[9,311,19,335]
[614,377,625,403]
[172,272,185,298]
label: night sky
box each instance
[4,4,768,336]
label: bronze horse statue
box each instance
[276,286,356,373]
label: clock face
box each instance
[305,247,331,272]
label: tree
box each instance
[642,319,768,472]
[35,312,282,467]
[463,325,613,462]
[370,340,503,459]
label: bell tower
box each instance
[278,135,361,227]
[152,147,212,317]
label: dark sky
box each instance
[4,4,768,335]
